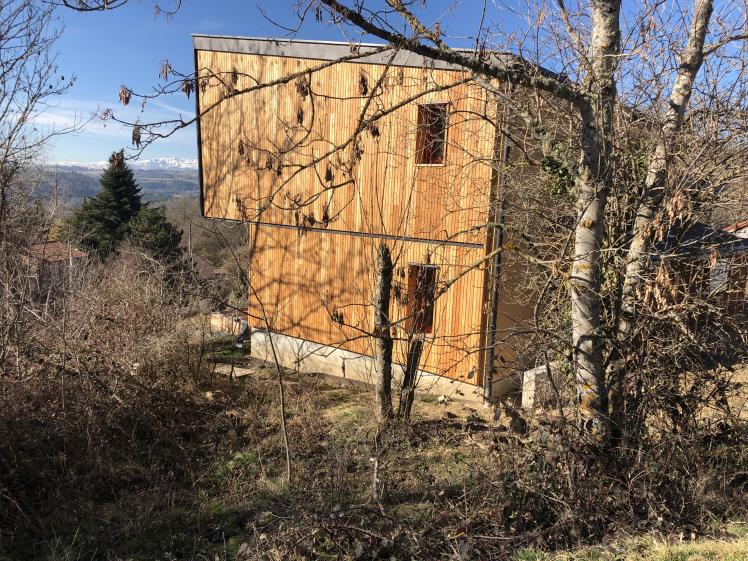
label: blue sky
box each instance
[46,0,489,164]
[44,1,730,164]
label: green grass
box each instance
[211,450,259,484]
[207,345,249,362]
[515,550,548,561]
[324,401,370,432]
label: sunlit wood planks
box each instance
[195,38,507,386]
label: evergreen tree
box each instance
[65,150,142,256]
[127,205,183,262]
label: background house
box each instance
[724,220,748,239]
[649,221,748,322]
[25,241,88,303]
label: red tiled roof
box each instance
[724,220,748,233]
[29,241,87,262]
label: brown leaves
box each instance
[663,189,690,229]
[118,85,132,106]
[709,246,719,269]
[358,71,369,96]
[108,149,125,169]
[219,68,240,100]
[131,125,142,148]
[265,155,282,177]
[367,122,381,138]
[159,60,173,81]
[396,67,405,86]
[351,138,364,165]
[643,262,677,309]
[181,79,194,100]
[295,75,310,99]
[329,305,344,325]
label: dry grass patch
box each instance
[517,524,748,561]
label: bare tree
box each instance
[373,243,394,420]
[0,0,74,379]
[309,0,747,441]
[609,0,715,431]
[105,0,747,447]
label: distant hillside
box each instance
[41,162,200,205]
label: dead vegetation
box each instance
[0,1,744,559]
[1,257,745,559]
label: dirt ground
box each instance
[213,356,491,418]
[8,334,744,561]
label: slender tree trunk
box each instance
[572,104,612,440]
[373,243,393,420]
[398,336,423,419]
[249,283,293,484]
[609,0,714,433]
[571,0,621,441]
[266,329,292,484]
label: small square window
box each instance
[405,264,438,334]
[415,103,448,165]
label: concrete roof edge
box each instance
[191,35,558,77]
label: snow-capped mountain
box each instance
[43,157,200,204]
[53,157,198,171]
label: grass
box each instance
[211,450,260,484]
[419,393,440,404]
[516,527,748,561]
[205,338,250,362]
[209,347,248,361]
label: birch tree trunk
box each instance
[373,243,393,420]
[571,0,621,441]
[609,0,714,432]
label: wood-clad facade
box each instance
[194,36,532,394]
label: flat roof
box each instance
[192,34,514,72]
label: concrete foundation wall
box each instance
[521,363,564,409]
[249,329,519,404]
[210,312,244,336]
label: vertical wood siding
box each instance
[197,48,504,385]
[196,50,495,245]
[247,224,486,383]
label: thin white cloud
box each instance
[33,96,195,138]
[149,98,195,118]
[36,95,197,162]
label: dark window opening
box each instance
[406,264,438,334]
[416,103,448,165]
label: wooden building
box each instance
[194,35,541,401]
[650,222,748,319]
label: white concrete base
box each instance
[521,362,563,409]
[248,329,500,404]
[210,311,245,336]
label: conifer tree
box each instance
[66,150,142,257]
[127,205,183,262]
